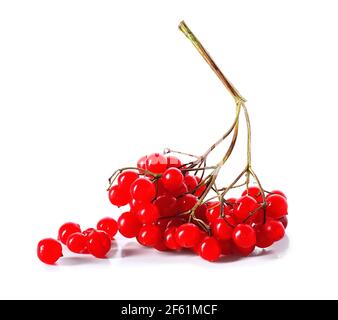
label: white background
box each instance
[0,0,337,300]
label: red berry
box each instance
[130,178,156,203]
[232,224,256,249]
[184,175,198,192]
[234,244,255,256]
[67,232,87,253]
[166,155,182,169]
[108,185,130,207]
[198,237,221,262]
[175,223,202,248]
[255,226,274,248]
[137,155,148,172]
[206,202,231,223]
[161,167,184,191]
[82,228,95,236]
[234,196,259,222]
[279,216,288,229]
[58,222,81,245]
[166,217,187,229]
[87,230,111,258]
[154,240,168,252]
[136,203,160,224]
[146,153,168,174]
[263,220,285,242]
[195,204,208,222]
[242,186,264,203]
[154,195,177,217]
[37,238,63,265]
[219,239,233,255]
[164,227,181,250]
[137,225,161,247]
[117,171,139,190]
[266,194,288,219]
[118,211,142,238]
[212,218,233,240]
[97,217,118,239]
[170,183,188,197]
[177,194,198,213]
[267,190,287,199]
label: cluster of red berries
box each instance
[37,217,118,264]
[107,152,288,262]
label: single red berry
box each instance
[212,218,234,240]
[137,225,161,247]
[234,244,255,256]
[255,225,274,248]
[266,194,288,219]
[267,190,287,199]
[108,185,130,207]
[279,216,288,229]
[177,194,198,213]
[130,177,156,203]
[184,175,198,192]
[118,211,142,238]
[166,155,182,169]
[136,203,160,224]
[234,196,259,222]
[97,217,118,239]
[137,155,148,172]
[263,220,285,242]
[156,178,169,197]
[117,171,139,191]
[154,194,177,217]
[87,230,111,258]
[170,183,188,197]
[67,232,87,253]
[232,224,256,249]
[164,227,181,250]
[161,167,184,191]
[37,238,63,265]
[58,222,81,245]
[146,153,168,174]
[175,223,202,248]
[242,186,264,203]
[219,239,233,255]
[195,204,208,222]
[198,237,221,262]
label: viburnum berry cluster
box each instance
[37,21,288,264]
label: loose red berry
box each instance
[263,220,285,242]
[166,155,182,169]
[130,178,156,203]
[161,167,184,191]
[37,238,63,265]
[146,153,168,174]
[137,225,161,247]
[175,223,202,248]
[67,232,87,253]
[117,171,139,190]
[87,230,111,258]
[177,194,198,213]
[118,211,142,238]
[234,196,259,222]
[232,224,256,249]
[242,186,264,202]
[97,217,118,239]
[58,222,81,245]
[108,185,130,207]
[164,227,181,250]
[136,203,160,224]
[266,194,288,219]
[184,175,198,192]
[154,195,177,217]
[212,218,234,240]
[198,237,221,262]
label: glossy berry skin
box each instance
[117,171,139,190]
[37,239,63,265]
[166,156,182,169]
[118,211,142,238]
[97,217,118,239]
[137,225,161,247]
[266,194,288,219]
[242,186,263,203]
[137,155,148,172]
[212,218,234,240]
[279,216,288,229]
[184,175,198,192]
[67,232,87,253]
[154,195,177,217]
[130,178,156,203]
[146,153,168,174]
[136,203,160,224]
[58,222,81,245]
[175,223,201,248]
[177,194,198,213]
[164,227,181,250]
[198,237,221,262]
[108,185,130,207]
[232,224,256,249]
[161,167,184,191]
[267,190,287,199]
[234,196,258,222]
[87,230,111,258]
[255,227,274,248]
[263,220,285,242]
